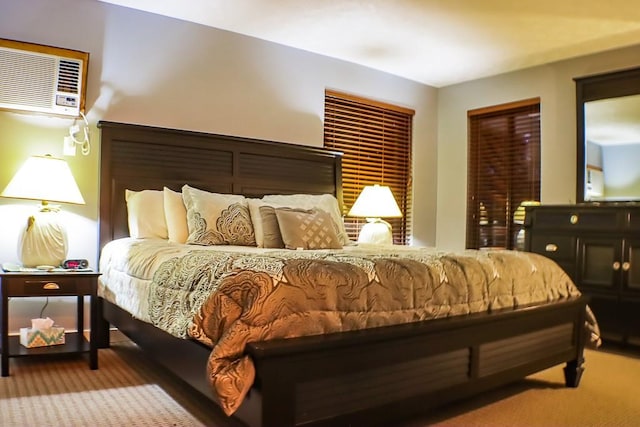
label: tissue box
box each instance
[19,327,65,348]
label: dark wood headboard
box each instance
[98,121,343,250]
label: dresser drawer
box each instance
[529,235,576,261]
[3,275,93,296]
[529,209,619,230]
[628,211,640,230]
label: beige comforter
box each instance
[145,246,596,415]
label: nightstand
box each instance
[0,271,101,376]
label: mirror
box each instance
[575,67,640,203]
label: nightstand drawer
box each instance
[4,275,93,296]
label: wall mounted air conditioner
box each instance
[0,39,89,117]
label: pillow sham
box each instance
[125,189,168,239]
[182,185,256,246]
[275,207,342,250]
[163,187,189,243]
[261,194,350,245]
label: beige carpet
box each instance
[1,334,639,426]
[0,333,231,427]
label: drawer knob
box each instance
[545,243,558,252]
[43,282,60,290]
[570,214,578,225]
[613,262,621,271]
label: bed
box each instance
[96,120,597,427]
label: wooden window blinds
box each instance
[324,90,414,245]
[466,98,540,249]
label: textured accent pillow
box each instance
[261,194,350,245]
[182,185,256,246]
[125,189,168,239]
[163,187,189,243]
[275,208,342,250]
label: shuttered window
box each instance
[466,98,540,249]
[324,90,414,245]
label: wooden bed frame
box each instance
[97,121,589,427]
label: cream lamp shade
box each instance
[1,155,85,267]
[513,200,540,225]
[348,184,402,245]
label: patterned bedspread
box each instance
[139,245,597,415]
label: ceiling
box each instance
[98,0,640,87]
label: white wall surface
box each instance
[436,45,640,251]
[602,143,640,199]
[0,0,437,332]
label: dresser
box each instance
[524,204,640,346]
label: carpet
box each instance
[0,334,229,427]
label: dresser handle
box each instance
[43,282,60,290]
[622,262,631,271]
[570,214,578,225]
[545,243,558,252]
[613,262,621,271]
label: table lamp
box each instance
[1,155,85,267]
[513,200,540,250]
[348,184,402,245]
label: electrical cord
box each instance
[70,111,91,155]
[39,297,49,318]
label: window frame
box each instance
[466,97,541,250]
[324,90,414,245]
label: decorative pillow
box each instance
[274,208,342,250]
[182,185,256,246]
[163,187,189,244]
[261,194,350,245]
[125,189,168,239]
[259,205,285,248]
[247,198,268,247]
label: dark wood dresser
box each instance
[524,204,640,346]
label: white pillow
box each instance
[125,189,168,239]
[163,187,189,243]
[261,194,350,245]
[182,185,256,246]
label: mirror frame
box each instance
[575,66,640,203]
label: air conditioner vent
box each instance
[57,59,81,94]
[0,38,88,117]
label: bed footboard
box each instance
[99,295,588,427]
[246,295,588,426]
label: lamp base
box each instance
[18,210,68,267]
[357,219,393,245]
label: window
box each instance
[466,98,540,249]
[324,90,414,245]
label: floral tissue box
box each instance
[19,327,65,348]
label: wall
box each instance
[0,0,438,332]
[602,143,640,199]
[436,44,640,251]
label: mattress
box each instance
[98,238,295,323]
